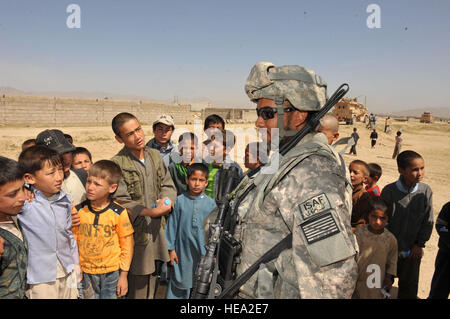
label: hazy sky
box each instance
[0,0,449,112]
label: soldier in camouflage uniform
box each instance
[210,62,359,298]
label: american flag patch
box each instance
[300,212,340,245]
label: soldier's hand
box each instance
[0,236,4,260]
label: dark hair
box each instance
[353,127,357,132]
[73,146,92,161]
[397,150,423,170]
[368,197,389,219]
[21,138,36,151]
[349,159,370,176]
[186,163,209,179]
[368,163,382,179]
[204,114,225,131]
[18,145,62,175]
[88,160,122,186]
[0,156,24,187]
[396,131,402,136]
[64,134,73,144]
[178,132,198,145]
[112,112,138,137]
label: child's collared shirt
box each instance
[146,138,177,167]
[73,200,134,274]
[17,188,79,285]
[395,178,419,194]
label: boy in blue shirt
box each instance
[164,163,216,299]
[18,145,80,299]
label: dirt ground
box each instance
[1,116,449,299]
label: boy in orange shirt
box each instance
[73,160,134,299]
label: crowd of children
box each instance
[0,112,448,300]
[349,151,437,299]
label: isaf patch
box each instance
[298,193,331,220]
[300,212,340,245]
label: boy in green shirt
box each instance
[203,129,242,201]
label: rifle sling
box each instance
[217,233,292,299]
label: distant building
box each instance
[332,97,368,124]
[420,111,433,123]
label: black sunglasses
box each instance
[256,107,277,120]
[256,106,299,120]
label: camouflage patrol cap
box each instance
[245,62,327,111]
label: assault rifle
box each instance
[191,83,350,299]
[191,165,241,299]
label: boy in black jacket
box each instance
[381,150,433,299]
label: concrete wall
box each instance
[241,109,257,122]
[0,95,191,126]
[202,107,257,123]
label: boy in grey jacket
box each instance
[381,150,433,299]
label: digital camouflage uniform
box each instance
[208,62,358,299]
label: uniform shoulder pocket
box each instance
[297,193,356,267]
